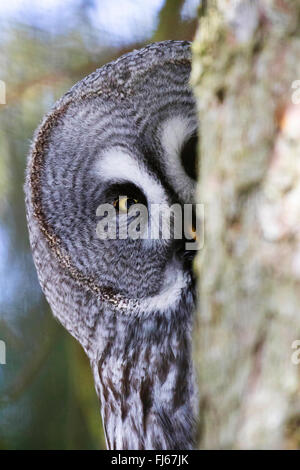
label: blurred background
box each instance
[0,0,200,450]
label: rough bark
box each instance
[192,0,300,449]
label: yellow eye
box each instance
[113,196,138,213]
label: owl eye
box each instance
[180,133,198,181]
[113,196,138,213]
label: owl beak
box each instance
[175,237,197,266]
[187,224,197,241]
[173,205,199,266]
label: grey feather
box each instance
[25,40,198,450]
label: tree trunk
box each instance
[192,0,300,449]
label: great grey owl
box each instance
[25,40,198,450]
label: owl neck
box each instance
[92,302,196,450]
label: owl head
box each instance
[25,41,198,450]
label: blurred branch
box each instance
[153,0,197,42]
[153,0,185,41]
